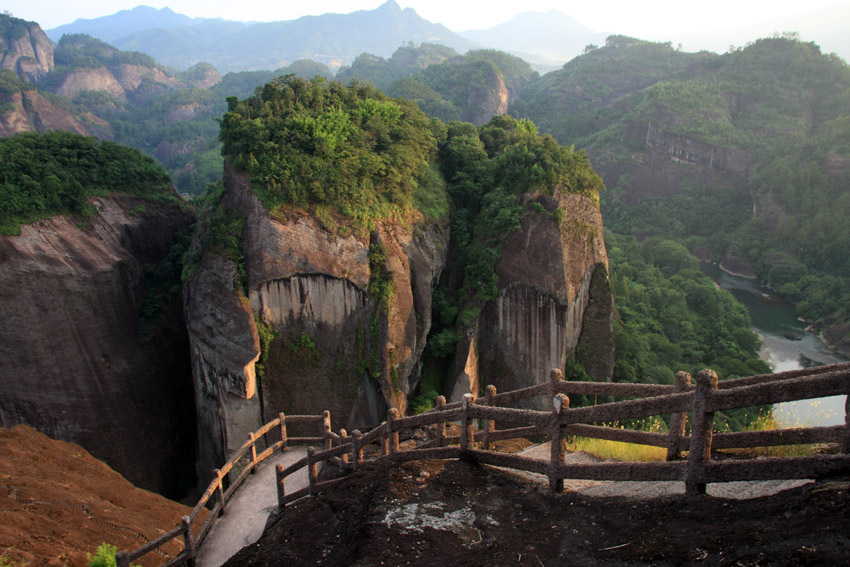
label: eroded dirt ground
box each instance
[224,458,850,567]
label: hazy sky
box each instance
[7,0,850,35]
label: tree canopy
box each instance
[0,130,176,234]
[219,75,446,230]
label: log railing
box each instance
[118,362,850,566]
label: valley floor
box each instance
[223,458,850,567]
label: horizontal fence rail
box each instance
[120,364,850,566]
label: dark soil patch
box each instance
[224,457,850,567]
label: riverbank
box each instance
[700,262,846,426]
[706,262,850,360]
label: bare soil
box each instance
[224,457,850,567]
[0,425,198,567]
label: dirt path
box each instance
[196,448,310,567]
[222,458,850,567]
[514,443,813,499]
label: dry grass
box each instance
[566,417,668,462]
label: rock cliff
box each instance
[0,87,108,137]
[0,15,53,82]
[594,121,751,205]
[184,167,448,481]
[0,195,196,495]
[449,189,613,406]
[465,70,509,126]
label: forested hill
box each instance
[513,35,850,340]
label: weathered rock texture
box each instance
[0,195,196,495]
[465,71,509,126]
[0,88,107,138]
[54,67,128,101]
[595,121,751,205]
[450,189,613,407]
[184,166,448,481]
[0,17,53,82]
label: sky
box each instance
[6,0,849,36]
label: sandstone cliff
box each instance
[184,167,448,481]
[594,121,751,205]
[449,189,613,406]
[465,70,509,126]
[0,87,108,137]
[0,15,53,83]
[0,195,196,495]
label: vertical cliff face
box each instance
[0,17,53,83]
[0,196,196,495]
[0,90,104,137]
[465,71,509,126]
[449,189,613,406]
[184,167,448,479]
[596,121,752,205]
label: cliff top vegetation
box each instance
[0,130,178,234]
[219,75,448,232]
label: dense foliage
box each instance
[422,115,603,389]
[219,75,446,230]
[340,45,538,125]
[0,130,176,234]
[518,36,850,329]
[605,232,770,430]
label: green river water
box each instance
[700,263,846,427]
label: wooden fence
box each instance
[118,362,850,567]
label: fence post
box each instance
[387,408,400,457]
[279,412,288,452]
[685,369,718,496]
[249,432,258,473]
[460,394,475,452]
[435,396,447,448]
[276,464,286,507]
[181,515,196,567]
[352,430,363,471]
[843,394,849,454]
[548,369,564,410]
[214,468,225,514]
[481,385,497,451]
[549,394,569,493]
[116,551,130,567]
[307,447,318,496]
[323,410,332,452]
[340,429,350,466]
[666,371,692,461]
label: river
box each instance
[700,263,846,427]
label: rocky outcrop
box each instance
[595,121,751,205]
[449,189,613,407]
[184,166,448,480]
[0,88,106,137]
[0,16,53,83]
[53,67,128,101]
[0,195,196,495]
[465,71,509,126]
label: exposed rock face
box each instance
[184,166,448,481]
[0,89,105,137]
[54,67,128,101]
[595,121,751,205]
[449,189,613,407]
[0,17,53,82]
[465,71,509,126]
[0,195,196,495]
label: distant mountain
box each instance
[460,10,606,68]
[659,3,850,62]
[46,6,202,44]
[46,1,479,72]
